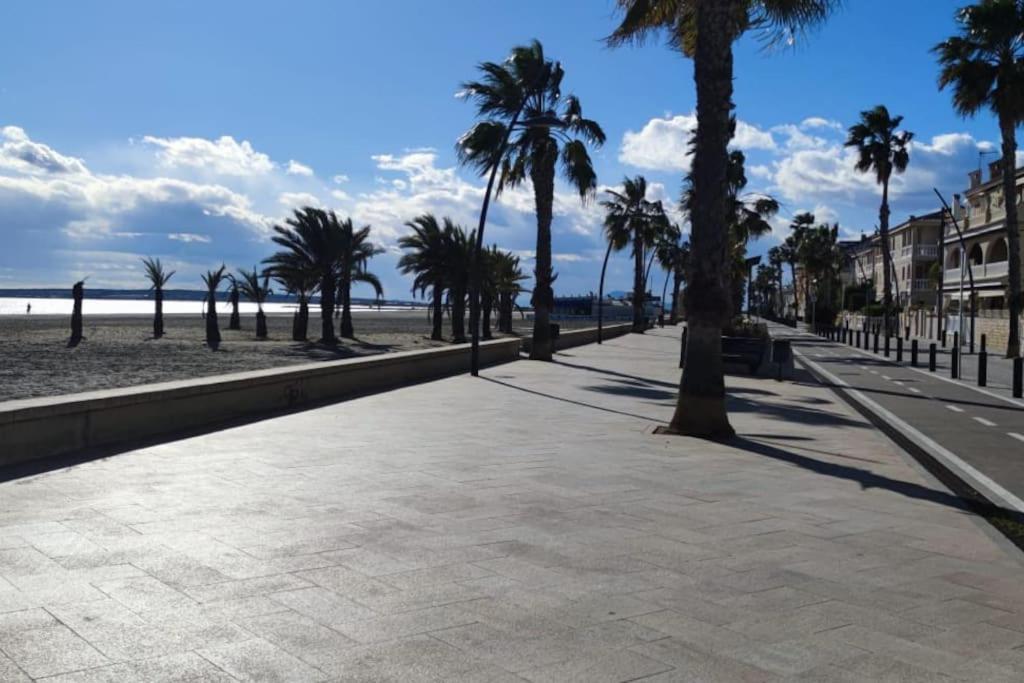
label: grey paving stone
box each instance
[38,652,234,682]
[197,637,327,682]
[0,622,109,679]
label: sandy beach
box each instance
[0,309,592,402]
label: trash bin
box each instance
[550,323,560,340]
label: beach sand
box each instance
[0,310,592,402]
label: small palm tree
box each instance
[264,252,319,341]
[236,267,272,339]
[601,175,669,333]
[201,265,227,348]
[493,250,528,333]
[767,245,786,317]
[445,224,476,343]
[398,214,454,341]
[270,207,345,344]
[783,212,815,320]
[337,217,384,339]
[654,223,685,323]
[225,274,242,330]
[935,0,1024,357]
[845,105,913,337]
[458,39,605,361]
[141,257,175,338]
[607,0,838,438]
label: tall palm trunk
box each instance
[153,287,164,338]
[482,292,493,340]
[69,283,84,346]
[669,0,735,439]
[789,261,799,319]
[1001,117,1021,357]
[632,235,645,332]
[529,144,558,361]
[670,269,682,324]
[255,307,267,339]
[451,286,467,342]
[229,287,241,330]
[292,296,308,341]
[320,273,337,344]
[431,281,444,341]
[879,175,894,337]
[340,273,354,338]
[205,288,220,348]
[597,240,614,343]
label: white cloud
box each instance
[278,191,321,209]
[619,113,775,171]
[168,232,212,243]
[286,159,313,176]
[142,134,274,176]
[772,124,828,151]
[332,174,350,184]
[0,125,88,175]
[800,117,843,131]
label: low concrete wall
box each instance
[521,323,633,356]
[0,338,521,467]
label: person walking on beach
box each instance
[25,303,30,315]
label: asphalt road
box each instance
[772,323,1024,511]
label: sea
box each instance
[0,289,422,316]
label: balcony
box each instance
[943,261,1009,284]
[911,278,933,292]
[898,244,939,260]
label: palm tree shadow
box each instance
[728,436,983,515]
[481,377,663,423]
[554,359,679,390]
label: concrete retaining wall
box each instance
[520,323,633,356]
[0,338,521,467]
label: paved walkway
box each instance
[2,329,1024,681]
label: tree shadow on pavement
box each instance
[482,377,664,423]
[553,359,680,390]
[729,436,981,514]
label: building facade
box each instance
[943,160,1023,350]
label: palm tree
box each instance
[935,0,1024,357]
[480,245,502,340]
[654,222,685,322]
[783,212,815,320]
[600,176,669,332]
[270,207,345,344]
[141,256,174,339]
[201,265,227,348]
[225,274,242,330]
[337,217,384,339]
[263,251,319,341]
[236,267,272,339]
[767,246,786,317]
[445,224,476,343]
[608,0,837,438]
[494,250,528,333]
[845,105,913,338]
[458,39,605,361]
[399,214,453,341]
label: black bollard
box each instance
[905,325,910,341]
[884,335,891,358]
[981,334,987,353]
[874,332,880,354]
[911,339,918,367]
[969,332,975,355]
[978,351,987,387]
[929,343,937,372]
[1014,358,1023,398]
[679,328,687,369]
[856,330,861,348]
[952,332,960,379]
[896,336,903,363]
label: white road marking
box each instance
[1010,433,1024,444]
[908,387,921,394]
[870,370,879,375]
[893,381,904,386]
[946,405,964,413]
[881,375,892,381]
[974,417,997,427]
[859,366,868,371]
[795,351,1024,514]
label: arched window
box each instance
[946,248,961,270]
[969,244,984,266]
[987,238,1009,263]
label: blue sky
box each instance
[0,0,1006,299]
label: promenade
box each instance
[2,328,1024,681]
